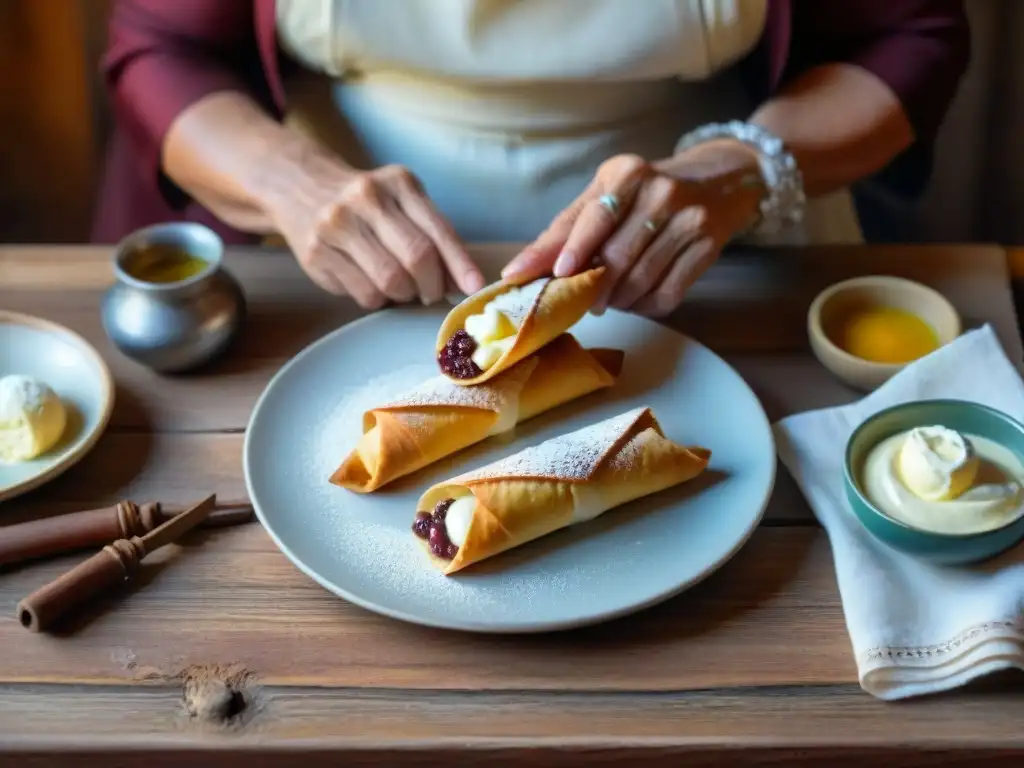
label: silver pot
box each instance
[101,223,246,373]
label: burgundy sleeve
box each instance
[102,0,275,208]
[787,0,971,145]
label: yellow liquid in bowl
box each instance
[123,245,210,284]
[829,306,940,364]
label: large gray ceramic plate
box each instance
[244,307,775,632]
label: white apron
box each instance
[276,0,862,245]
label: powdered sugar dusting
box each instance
[605,428,654,473]
[298,365,574,612]
[455,407,648,483]
[379,358,534,414]
[486,277,550,326]
[312,364,434,473]
[320,524,514,611]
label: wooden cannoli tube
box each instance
[157,500,254,529]
[0,501,158,567]
[17,539,145,632]
[0,500,254,567]
[17,495,216,632]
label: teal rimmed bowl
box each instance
[844,399,1024,565]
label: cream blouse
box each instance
[276,0,861,245]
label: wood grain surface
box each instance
[0,244,1022,767]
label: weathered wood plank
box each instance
[0,434,245,523]
[1,682,1023,752]
[1,748,1020,768]
[0,526,853,690]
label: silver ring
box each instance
[598,193,620,218]
[643,219,660,233]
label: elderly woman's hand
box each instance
[272,163,485,309]
[502,146,765,316]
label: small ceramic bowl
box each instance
[808,276,961,391]
[101,222,246,373]
[844,399,1024,565]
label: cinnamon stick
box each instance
[17,495,217,632]
[0,499,253,568]
[158,500,254,529]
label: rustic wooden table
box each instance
[1,244,1023,767]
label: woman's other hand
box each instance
[502,144,764,317]
[272,163,485,309]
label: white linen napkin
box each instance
[774,324,1024,700]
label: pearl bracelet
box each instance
[674,120,806,236]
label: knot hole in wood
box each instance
[182,666,257,726]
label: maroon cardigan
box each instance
[92,0,970,244]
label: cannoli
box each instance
[331,335,624,492]
[412,406,711,573]
[436,267,605,385]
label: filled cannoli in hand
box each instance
[412,406,711,573]
[330,335,624,493]
[436,267,605,385]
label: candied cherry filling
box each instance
[412,498,459,560]
[438,330,482,379]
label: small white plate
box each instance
[245,307,775,633]
[0,311,115,503]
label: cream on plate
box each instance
[861,424,1024,534]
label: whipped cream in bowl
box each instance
[844,400,1024,564]
[862,426,1023,536]
[895,425,980,502]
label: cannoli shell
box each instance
[331,335,624,492]
[417,407,711,574]
[436,267,606,385]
